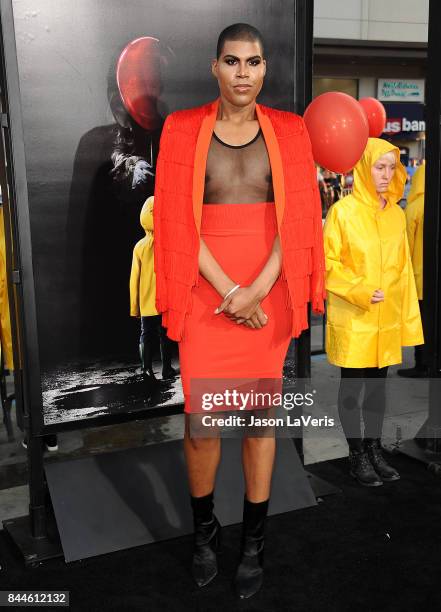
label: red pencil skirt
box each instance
[178,202,292,413]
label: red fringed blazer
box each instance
[153,97,326,342]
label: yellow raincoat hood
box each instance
[140,196,154,233]
[323,139,423,368]
[352,138,407,208]
[129,196,158,317]
[407,162,425,206]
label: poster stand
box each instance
[0,0,338,565]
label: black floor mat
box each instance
[1,452,440,612]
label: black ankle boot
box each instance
[396,366,428,378]
[139,342,158,384]
[365,438,400,481]
[159,329,179,379]
[234,496,268,599]
[190,492,221,587]
[349,443,383,487]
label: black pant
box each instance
[140,316,174,370]
[415,344,425,368]
[140,315,168,345]
[338,366,389,451]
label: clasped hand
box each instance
[214,286,268,329]
[371,289,385,304]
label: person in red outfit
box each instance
[153,23,325,599]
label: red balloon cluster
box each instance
[359,97,387,137]
[303,92,387,173]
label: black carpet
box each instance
[1,453,440,612]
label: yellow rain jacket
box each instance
[405,163,424,300]
[323,138,424,368]
[0,205,13,370]
[129,196,158,317]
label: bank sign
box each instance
[381,103,425,138]
[377,79,425,103]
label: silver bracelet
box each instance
[223,284,240,300]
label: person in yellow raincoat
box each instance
[397,161,427,377]
[323,138,424,487]
[129,196,178,381]
[0,203,13,371]
[0,202,58,452]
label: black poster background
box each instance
[11,0,296,424]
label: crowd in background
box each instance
[317,157,425,217]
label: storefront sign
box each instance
[381,103,425,137]
[378,79,425,103]
[383,117,425,134]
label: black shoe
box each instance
[191,514,221,587]
[142,369,159,386]
[141,367,159,385]
[190,491,221,588]
[161,365,179,380]
[365,438,400,481]
[159,332,178,380]
[45,434,59,452]
[139,342,159,385]
[22,435,58,452]
[349,447,383,486]
[396,366,428,378]
[234,497,268,599]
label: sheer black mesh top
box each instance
[203,128,274,204]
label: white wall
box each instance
[314,0,429,42]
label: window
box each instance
[313,78,358,98]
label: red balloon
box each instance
[359,97,387,137]
[116,37,162,130]
[303,92,369,173]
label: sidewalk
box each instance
[306,347,427,464]
[0,348,428,523]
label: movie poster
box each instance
[11,0,296,425]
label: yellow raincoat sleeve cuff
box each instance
[348,282,378,311]
[325,271,377,311]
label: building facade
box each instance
[313,0,428,161]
